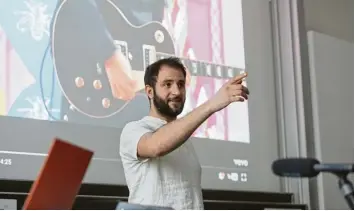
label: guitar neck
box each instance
[155,52,244,79]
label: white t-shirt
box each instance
[119,116,204,210]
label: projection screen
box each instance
[0,0,281,192]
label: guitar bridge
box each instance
[113,40,128,57]
[142,45,157,70]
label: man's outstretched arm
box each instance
[137,73,249,158]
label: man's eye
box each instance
[165,83,171,87]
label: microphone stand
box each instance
[336,173,354,210]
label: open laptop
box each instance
[23,138,93,210]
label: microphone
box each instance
[272,158,354,209]
[272,158,354,178]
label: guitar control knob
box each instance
[93,80,102,90]
[155,30,164,43]
[75,77,84,88]
[102,98,111,108]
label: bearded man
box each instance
[119,57,249,210]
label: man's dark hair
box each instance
[144,57,186,88]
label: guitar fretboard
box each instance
[142,46,244,79]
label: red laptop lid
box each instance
[23,138,93,210]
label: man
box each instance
[119,57,249,209]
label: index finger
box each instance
[229,72,248,84]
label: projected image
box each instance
[0,0,249,143]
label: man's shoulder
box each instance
[119,117,153,154]
[122,116,166,132]
[121,116,160,139]
[122,117,146,134]
[122,116,152,131]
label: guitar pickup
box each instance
[143,45,157,69]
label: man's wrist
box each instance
[104,49,119,67]
[201,100,217,116]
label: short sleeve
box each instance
[119,122,153,161]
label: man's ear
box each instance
[145,85,154,100]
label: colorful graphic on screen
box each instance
[0,0,249,143]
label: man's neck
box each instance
[149,110,176,123]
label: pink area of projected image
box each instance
[0,25,35,116]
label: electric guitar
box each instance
[51,0,245,118]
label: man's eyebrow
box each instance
[159,78,186,84]
[158,79,174,85]
[160,79,174,83]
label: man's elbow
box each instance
[151,139,178,158]
[137,141,165,159]
[137,133,171,158]
[153,146,168,158]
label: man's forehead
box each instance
[157,66,185,80]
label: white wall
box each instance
[302,1,353,209]
[307,31,354,210]
[303,0,354,43]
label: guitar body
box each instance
[52,0,175,118]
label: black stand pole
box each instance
[337,174,354,210]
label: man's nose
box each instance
[171,84,181,95]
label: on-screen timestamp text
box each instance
[0,158,12,166]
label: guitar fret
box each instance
[191,61,200,76]
[216,65,222,78]
[227,67,236,78]
[205,63,212,77]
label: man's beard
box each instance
[152,89,185,118]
